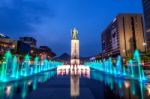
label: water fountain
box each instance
[34,57,39,74]
[11,56,19,78]
[22,55,30,77]
[133,50,145,80]
[85,50,146,81]
[90,70,147,99]
[0,51,63,83]
[0,51,12,81]
[116,56,122,75]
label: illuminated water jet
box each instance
[0,51,63,83]
[85,50,146,81]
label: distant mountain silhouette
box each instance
[54,53,90,64]
[54,53,70,61]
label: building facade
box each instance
[16,40,31,55]
[39,46,56,59]
[20,37,37,48]
[102,14,145,58]
[142,0,150,50]
[0,34,17,55]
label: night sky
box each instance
[0,0,143,56]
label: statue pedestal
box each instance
[71,40,80,65]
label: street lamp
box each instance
[122,50,126,64]
[123,50,126,53]
[142,42,147,53]
[143,42,147,46]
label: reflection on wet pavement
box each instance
[0,70,150,99]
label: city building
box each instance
[95,53,102,60]
[30,47,40,58]
[39,46,56,59]
[0,33,17,55]
[142,0,150,50]
[0,34,56,60]
[39,46,52,52]
[20,37,37,48]
[16,40,31,55]
[101,14,145,58]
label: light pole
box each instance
[143,42,147,62]
[122,50,126,64]
[143,42,147,53]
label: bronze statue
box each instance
[72,28,78,39]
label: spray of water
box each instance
[0,51,63,82]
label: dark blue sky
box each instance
[0,0,143,56]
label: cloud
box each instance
[0,0,55,37]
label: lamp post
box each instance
[143,42,147,53]
[143,42,147,62]
[122,50,126,64]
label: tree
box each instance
[141,50,150,62]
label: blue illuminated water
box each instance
[85,50,147,81]
[0,50,150,99]
[0,51,63,82]
[0,70,150,99]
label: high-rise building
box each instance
[39,46,51,52]
[0,33,17,55]
[39,46,56,59]
[16,40,31,55]
[20,37,37,48]
[142,0,150,50]
[101,14,145,58]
